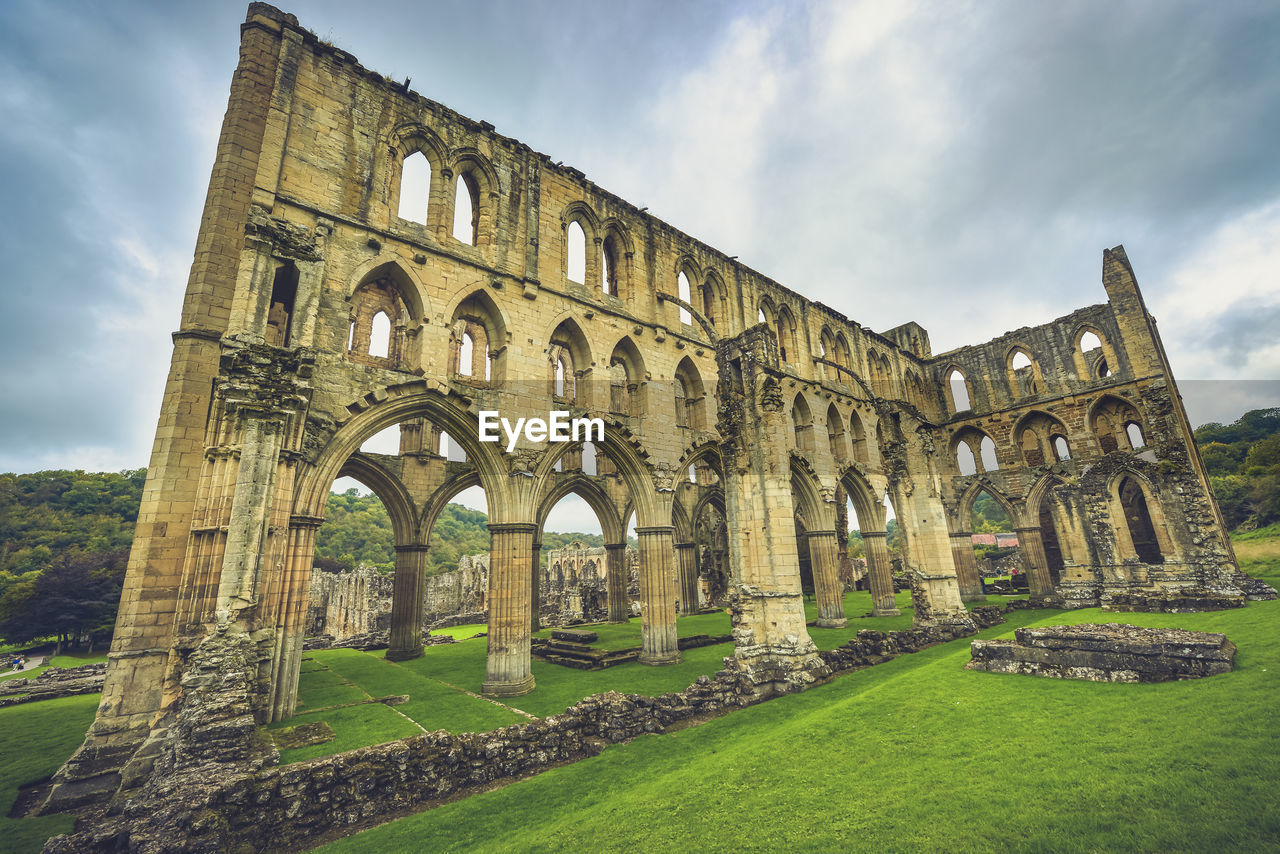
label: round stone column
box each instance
[483,522,536,697]
[387,544,429,661]
[950,532,986,601]
[676,542,700,616]
[636,525,681,665]
[606,543,629,623]
[806,530,848,628]
[863,531,901,616]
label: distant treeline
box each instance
[1194,407,1280,530]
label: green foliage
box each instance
[0,470,144,576]
[0,550,127,646]
[1194,408,1280,529]
[314,489,397,572]
[970,490,1012,533]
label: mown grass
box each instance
[0,694,100,854]
[321,596,1280,853]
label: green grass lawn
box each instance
[321,589,1280,853]
[0,694,100,854]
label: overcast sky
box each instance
[2,1,1278,532]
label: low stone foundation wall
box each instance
[44,611,1004,853]
[0,663,106,708]
[966,623,1236,682]
[1104,588,1245,613]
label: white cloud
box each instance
[1158,199,1280,378]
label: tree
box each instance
[0,549,127,650]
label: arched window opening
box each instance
[827,406,847,461]
[1080,331,1102,352]
[677,271,693,325]
[758,307,767,324]
[582,441,598,476]
[1039,499,1065,585]
[550,344,575,402]
[1119,477,1163,563]
[777,307,798,364]
[792,395,814,453]
[948,369,971,412]
[397,151,431,225]
[566,221,586,284]
[688,464,697,484]
[265,261,298,348]
[369,311,391,358]
[1097,358,1112,378]
[1091,396,1143,455]
[609,360,630,416]
[346,274,412,368]
[602,233,622,298]
[979,435,999,471]
[1009,348,1040,396]
[458,331,475,377]
[674,357,706,431]
[956,441,978,475]
[701,282,718,326]
[453,173,479,245]
[1052,435,1071,461]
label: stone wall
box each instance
[422,553,489,628]
[540,542,640,625]
[307,566,392,640]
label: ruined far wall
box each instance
[930,248,1239,601]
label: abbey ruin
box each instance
[39,2,1272,815]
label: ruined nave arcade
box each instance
[43,3,1264,811]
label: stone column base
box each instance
[482,674,535,698]
[814,617,849,629]
[384,646,424,662]
[638,649,682,666]
[726,646,832,699]
[872,606,902,617]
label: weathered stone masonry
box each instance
[40,2,1271,815]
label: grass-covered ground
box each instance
[321,550,1280,853]
[0,694,100,853]
[2,533,1277,853]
